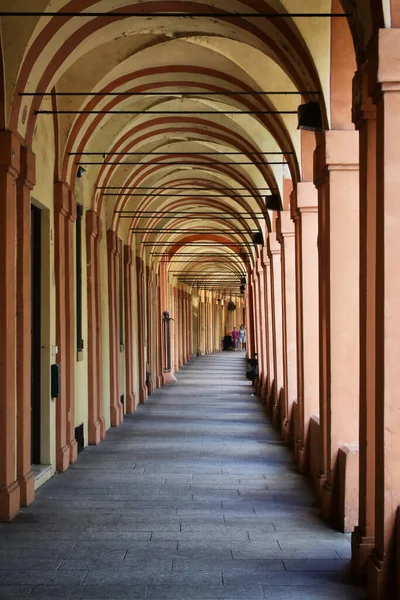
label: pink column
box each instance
[107,231,123,426]
[146,267,154,396]
[54,182,71,473]
[367,30,400,599]
[257,259,267,397]
[124,246,136,413]
[65,192,78,462]
[16,147,35,507]
[277,212,297,441]
[291,183,319,472]
[262,249,275,409]
[314,130,360,525]
[0,131,21,521]
[351,63,377,581]
[268,233,284,427]
[86,212,105,443]
[136,257,147,403]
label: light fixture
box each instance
[252,232,264,245]
[240,277,246,285]
[77,166,86,178]
[265,193,283,211]
[297,101,323,132]
[240,285,245,294]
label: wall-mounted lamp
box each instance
[77,166,86,178]
[252,232,264,245]
[240,277,246,285]
[297,101,323,132]
[265,193,283,211]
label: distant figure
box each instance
[231,326,239,351]
[239,324,247,352]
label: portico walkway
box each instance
[0,354,365,600]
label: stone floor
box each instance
[0,353,366,599]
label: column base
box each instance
[99,416,107,440]
[321,479,333,522]
[18,470,35,507]
[69,439,78,464]
[88,418,102,445]
[139,384,148,404]
[351,527,374,583]
[163,371,177,385]
[125,392,136,414]
[272,404,280,427]
[56,444,70,473]
[110,403,123,427]
[0,480,20,522]
[368,549,391,600]
[147,377,154,396]
[281,419,291,442]
[296,440,308,474]
[155,376,163,389]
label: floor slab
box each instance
[0,354,366,600]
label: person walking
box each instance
[231,327,239,351]
[238,324,246,352]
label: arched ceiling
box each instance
[0,0,369,296]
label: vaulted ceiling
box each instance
[0,0,373,295]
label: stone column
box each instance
[277,212,297,441]
[155,273,163,388]
[291,183,319,472]
[256,259,267,395]
[95,219,106,439]
[16,146,35,506]
[65,191,78,463]
[367,29,400,599]
[124,246,136,413]
[314,130,360,524]
[0,131,21,521]
[252,266,262,391]
[86,212,103,444]
[54,182,71,473]
[107,231,123,426]
[136,257,147,403]
[351,63,377,581]
[268,233,284,427]
[146,267,154,395]
[262,249,275,408]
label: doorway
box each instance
[31,205,41,465]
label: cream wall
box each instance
[31,97,57,473]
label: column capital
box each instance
[54,181,69,216]
[86,211,99,239]
[352,63,376,128]
[18,147,36,190]
[292,182,318,217]
[261,246,270,268]
[367,28,400,101]
[124,245,133,266]
[0,130,20,177]
[107,229,119,255]
[136,256,144,275]
[268,232,281,256]
[68,191,77,223]
[146,265,154,283]
[314,130,359,186]
[277,210,295,243]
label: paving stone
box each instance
[0,354,365,600]
[28,585,147,598]
[0,586,32,599]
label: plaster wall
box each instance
[31,101,57,474]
